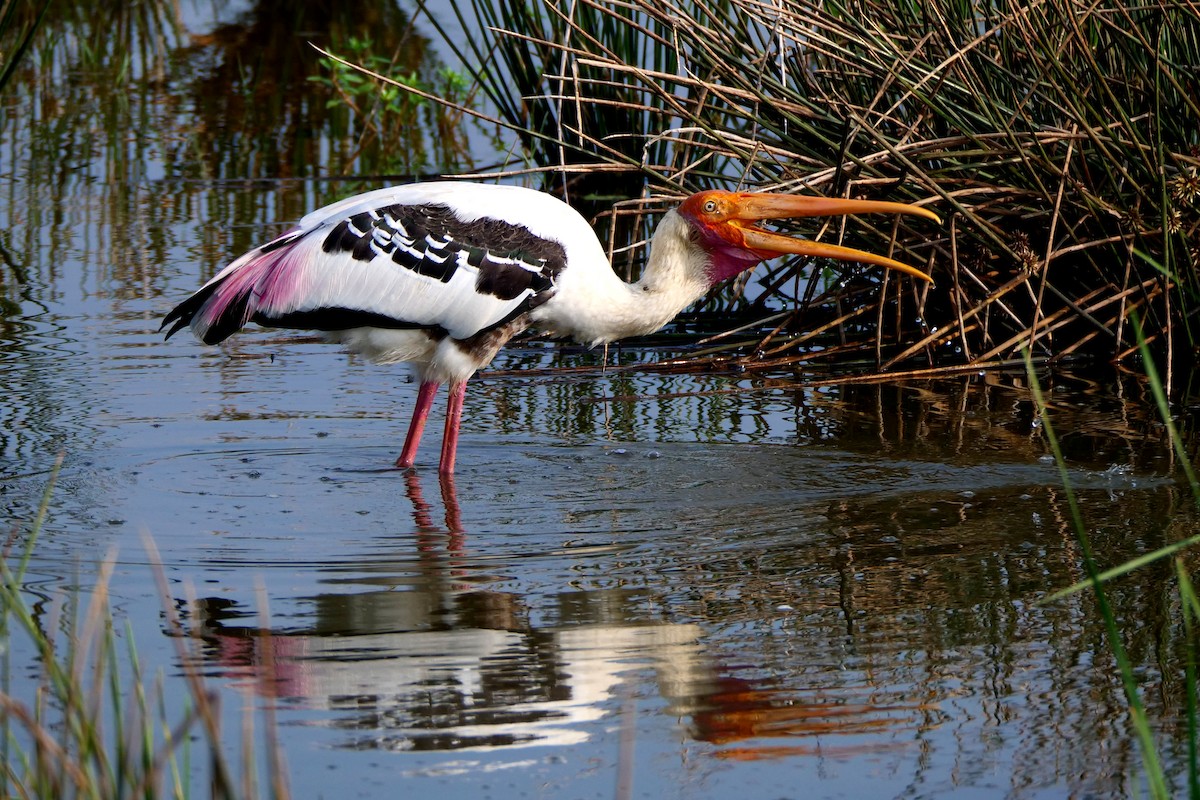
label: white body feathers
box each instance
[165,182,715,385]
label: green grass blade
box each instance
[1131,308,1200,497]
[1041,533,1200,603]
[1025,348,1170,798]
[1176,560,1200,800]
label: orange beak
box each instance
[684,191,939,283]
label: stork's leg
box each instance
[396,381,440,468]
[438,381,468,475]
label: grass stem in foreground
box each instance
[1024,348,1170,799]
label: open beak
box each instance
[730,193,939,283]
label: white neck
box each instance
[533,210,712,346]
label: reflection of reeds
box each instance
[179,2,478,183]
[0,0,479,199]
[425,0,1199,373]
[0,0,49,92]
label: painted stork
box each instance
[162,182,938,473]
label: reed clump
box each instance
[425,0,1199,378]
[0,461,288,800]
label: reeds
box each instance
[0,459,288,800]
[1026,356,1171,798]
[1027,317,1200,798]
[412,0,1200,375]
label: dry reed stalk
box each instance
[399,0,1200,378]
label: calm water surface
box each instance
[2,3,1198,798]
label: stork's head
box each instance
[676,190,939,286]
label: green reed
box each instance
[1027,313,1200,798]
[1177,563,1200,798]
[1023,352,1172,798]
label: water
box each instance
[2,3,1199,798]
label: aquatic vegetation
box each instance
[0,459,288,800]
[4,2,1200,792]
[408,0,1200,378]
[309,35,477,177]
[1028,317,1200,799]
[0,0,50,92]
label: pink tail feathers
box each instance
[161,230,308,344]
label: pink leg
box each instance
[396,381,439,468]
[439,381,467,475]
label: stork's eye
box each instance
[703,200,718,214]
